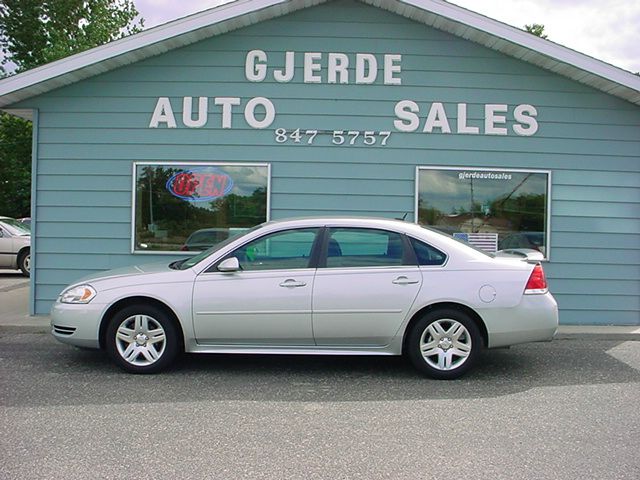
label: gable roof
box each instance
[1,0,639,114]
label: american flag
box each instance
[453,232,499,253]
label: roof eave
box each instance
[0,0,638,108]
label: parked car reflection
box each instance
[499,232,545,256]
[181,227,249,251]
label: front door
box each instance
[192,228,320,345]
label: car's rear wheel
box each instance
[105,304,179,374]
[18,250,30,277]
[407,309,482,379]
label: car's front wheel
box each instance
[105,304,179,374]
[407,309,482,379]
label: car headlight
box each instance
[59,285,97,304]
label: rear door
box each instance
[312,227,422,346]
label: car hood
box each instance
[73,261,180,285]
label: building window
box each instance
[416,167,551,258]
[133,163,270,253]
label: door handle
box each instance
[279,279,307,288]
[392,276,419,285]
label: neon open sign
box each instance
[166,168,234,202]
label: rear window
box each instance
[0,218,30,236]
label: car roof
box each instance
[262,216,420,231]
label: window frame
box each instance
[131,161,271,255]
[414,166,552,260]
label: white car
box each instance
[51,217,558,379]
[0,216,31,277]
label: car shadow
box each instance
[1,334,639,408]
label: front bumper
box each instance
[50,301,104,349]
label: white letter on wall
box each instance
[149,97,177,128]
[485,104,508,135]
[215,97,241,129]
[245,50,267,82]
[513,104,539,136]
[304,52,322,83]
[423,102,451,133]
[274,51,295,82]
[328,53,349,84]
[245,97,276,129]
[356,54,377,84]
[384,54,402,85]
[182,97,208,128]
[393,100,420,132]
[457,103,479,134]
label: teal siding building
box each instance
[1,0,638,324]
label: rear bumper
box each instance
[484,292,559,348]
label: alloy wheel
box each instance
[115,314,167,367]
[419,319,472,371]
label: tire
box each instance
[105,304,179,374]
[407,309,483,380]
[18,250,30,277]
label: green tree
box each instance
[0,114,32,216]
[0,0,144,218]
[524,23,548,39]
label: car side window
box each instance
[409,237,447,266]
[229,228,319,271]
[325,228,405,268]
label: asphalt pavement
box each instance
[1,269,640,479]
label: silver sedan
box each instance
[51,217,558,379]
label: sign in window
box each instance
[133,163,270,253]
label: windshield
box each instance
[0,218,30,236]
[175,224,264,270]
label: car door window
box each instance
[325,228,405,268]
[409,237,447,266]
[229,228,319,271]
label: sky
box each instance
[135,0,640,74]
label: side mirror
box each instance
[217,257,240,272]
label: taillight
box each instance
[524,263,548,294]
